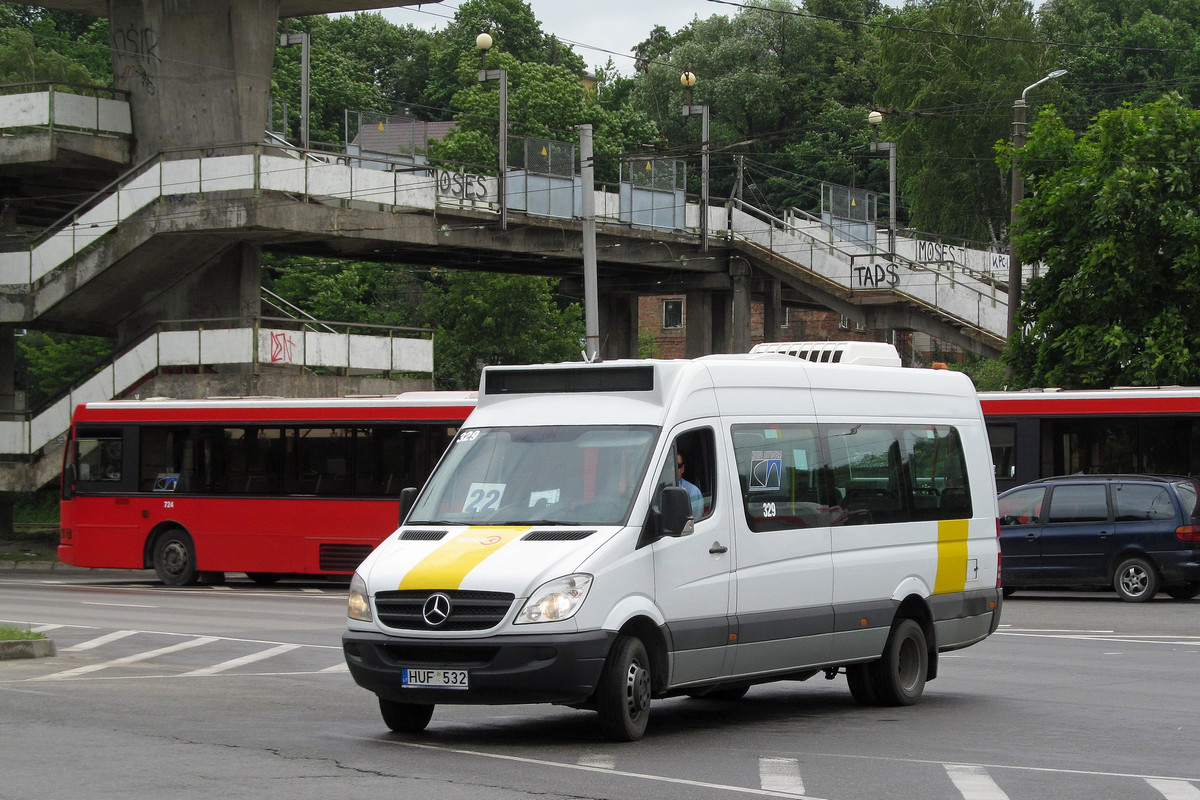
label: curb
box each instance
[0,638,57,660]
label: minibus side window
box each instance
[658,428,716,521]
[902,425,973,520]
[829,426,905,526]
[732,423,827,532]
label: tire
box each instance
[846,663,880,705]
[379,698,433,733]
[595,635,652,742]
[152,528,199,586]
[1113,556,1159,602]
[868,619,928,707]
[246,573,281,585]
[1165,581,1200,601]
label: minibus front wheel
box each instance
[379,698,433,733]
[596,635,652,741]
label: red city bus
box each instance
[59,392,476,585]
[979,388,1200,493]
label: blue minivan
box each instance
[998,474,1200,602]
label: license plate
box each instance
[402,668,469,689]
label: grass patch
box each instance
[0,625,45,641]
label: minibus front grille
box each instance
[319,543,374,571]
[374,590,515,631]
[522,529,596,541]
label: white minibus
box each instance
[343,354,1002,740]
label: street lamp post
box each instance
[680,71,709,252]
[1008,69,1067,338]
[476,33,508,230]
[279,32,310,150]
[867,110,896,256]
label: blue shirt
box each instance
[679,477,703,519]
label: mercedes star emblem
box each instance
[422,592,452,627]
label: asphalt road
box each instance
[1,569,1197,800]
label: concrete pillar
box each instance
[109,0,280,161]
[684,289,712,358]
[730,258,751,354]
[598,293,637,360]
[0,327,15,536]
[116,242,262,345]
[763,280,783,343]
[712,291,730,354]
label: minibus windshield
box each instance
[408,425,659,526]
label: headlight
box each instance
[515,574,593,624]
[348,572,372,622]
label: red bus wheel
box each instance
[152,528,199,587]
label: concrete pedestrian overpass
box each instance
[0,0,1012,507]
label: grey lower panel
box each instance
[670,644,730,685]
[934,613,993,652]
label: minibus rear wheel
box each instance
[379,698,433,733]
[869,618,927,706]
[152,528,199,587]
[596,635,652,741]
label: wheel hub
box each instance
[626,662,651,714]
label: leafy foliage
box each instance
[426,272,584,390]
[0,6,108,84]
[17,332,114,410]
[1006,95,1200,388]
[875,0,1051,245]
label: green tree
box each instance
[874,0,1053,245]
[1005,94,1200,388]
[628,0,881,213]
[422,0,586,116]
[1037,0,1200,130]
[0,4,109,85]
[427,271,584,390]
[17,332,114,409]
[273,16,391,146]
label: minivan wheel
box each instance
[1113,556,1159,602]
[1165,581,1200,601]
[868,619,928,706]
[596,635,652,741]
[379,698,433,733]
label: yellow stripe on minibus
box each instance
[398,527,529,591]
[934,518,969,594]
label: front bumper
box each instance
[342,629,616,706]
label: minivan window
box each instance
[1046,484,1109,523]
[407,425,658,526]
[1113,483,1175,521]
[1173,479,1200,517]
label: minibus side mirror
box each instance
[398,487,418,525]
[659,486,694,538]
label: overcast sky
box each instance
[373,0,725,74]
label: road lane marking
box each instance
[319,662,349,673]
[577,753,616,769]
[365,737,829,799]
[34,636,218,680]
[63,629,139,651]
[81,601,157,608]
[1148,779,1200,800]
[945,765,1010,799]
[760,757,805,795]
[181,643,299,676]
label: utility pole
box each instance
[579,124,600,361]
